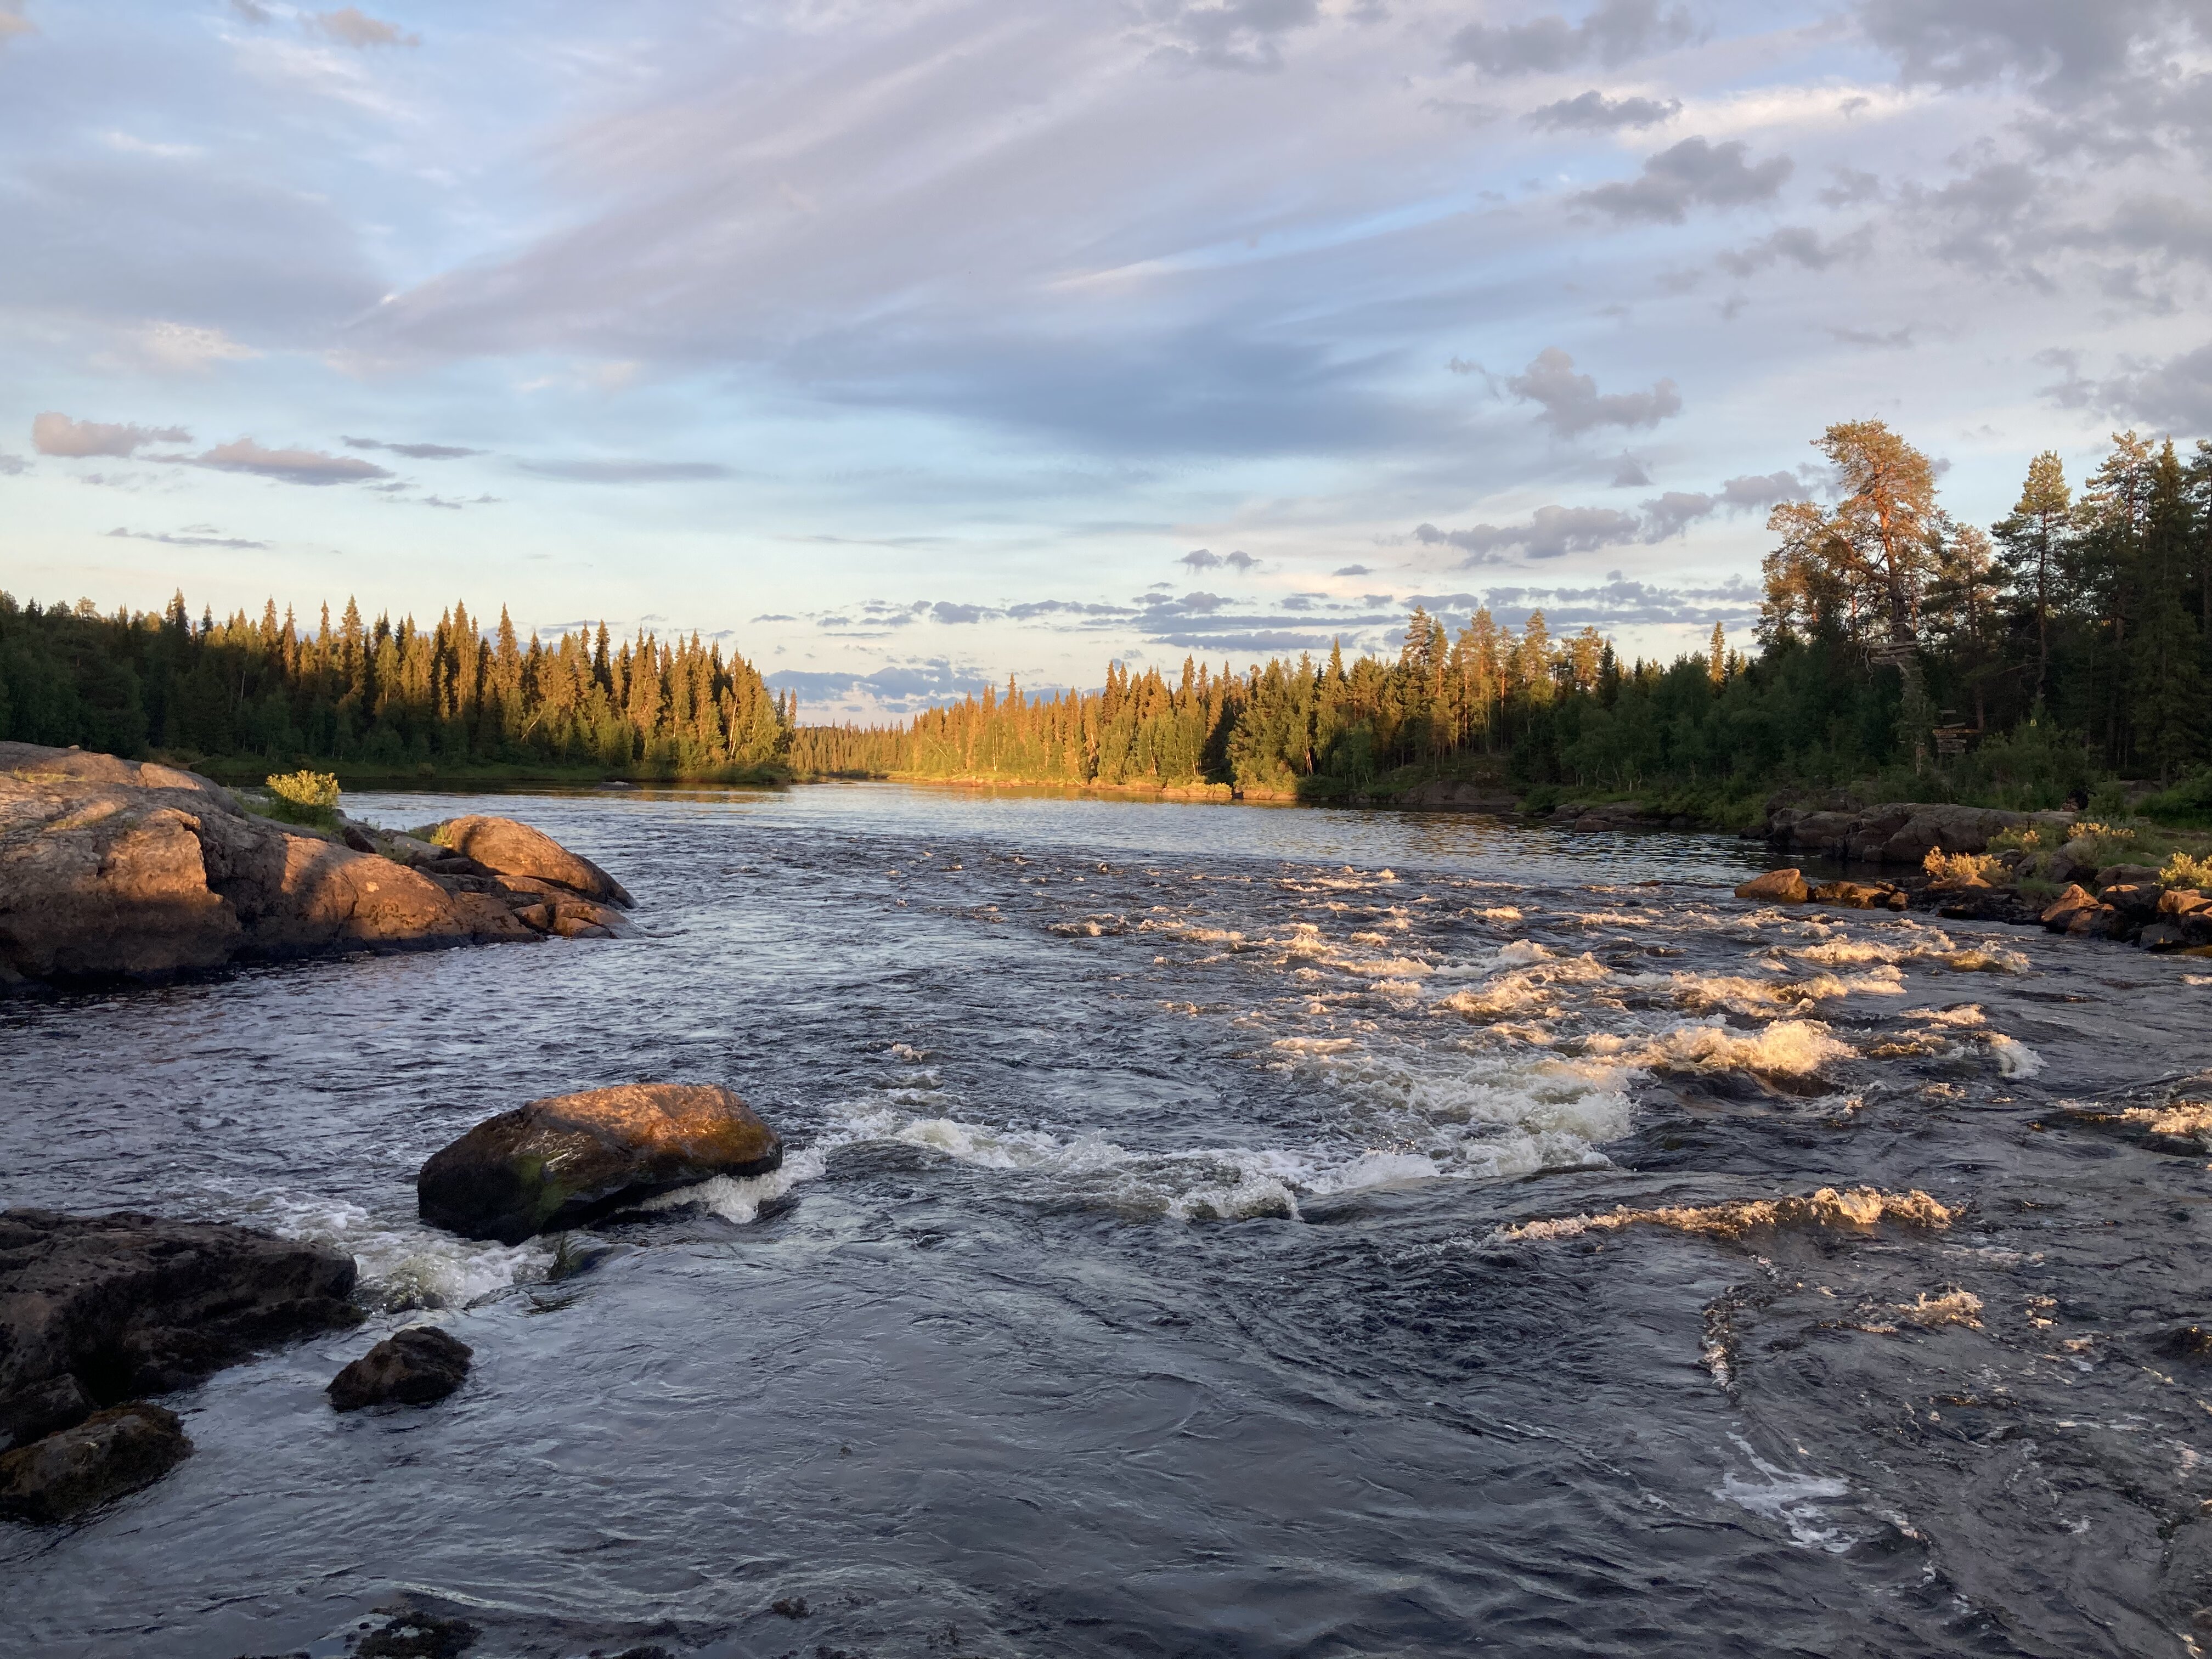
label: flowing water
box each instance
[4,785,2211,1658]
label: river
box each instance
[4,783,2211,1657]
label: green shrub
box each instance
[2160,851,2212,890]
[263,769,341,826]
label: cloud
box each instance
[1333,563,1371,576]
[1526,90,1681,132]
[1717,224,1872,275]
[313,8,419,49]
[105,524,269,549]
[1718,470,1802,509]
[32,413,193,458]
[1825,323,1915,348]
[1638,489,1716,538]
[1449,1,1694,76]
[0,4,34,46]
[1609,453,1652,486]
[1507,347,1682,436]
[1858,0,2160,97]
[1180,548,1222,570]
[1575,137,1795,223]
[414,493,500,509]
[127,321,260,373]
[517,459,732,482]
[1145,0,1323,74]
[2078,341,2212,429]
[345,435,484,459]
[767,658,996,714]
[187,438,394,485]
[1414,505,1641,563]
[0,452,25,476]
[930,601,994,624]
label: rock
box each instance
[1735,869,1810,903]
[548,898,628,939]
[354,1611,481,1658]
[2039,884,2098,931]
[0,1402,190,1522]
[2140,922,2190,952]
[444,892,540,943]
[417,1084,783,1244]
[1398,779,1519,812]
[1809,880,1906,910]
[2100,882,2163,923]
[2161,889,2210,917]
[432,816,632,908]
[328,1327,473,1412]
[0,743,564,990]
[1762,799,2073,866]
[0,1209,359,1451]
[2096,863,2161,888]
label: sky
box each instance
[3,1,2209,719]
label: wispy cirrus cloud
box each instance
[105,523,268,549]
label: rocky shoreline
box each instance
[0,742,633,994]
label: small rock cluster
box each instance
[2034,878,2212,950]
[1,1082,782,1526]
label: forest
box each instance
[793,422,2212,816]
[0,592,793,780]
[5,421,2208,817]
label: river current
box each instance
[4,785,2211,1657]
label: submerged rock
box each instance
[417,1084,782,1244]
[0,1209,359,1453]
[1809,879,1907,910]
[1734,868,1810,903]
[328,1327,473,1412]
[431,816,633,908]
[0,1401,190,1523]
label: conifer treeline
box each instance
[795,424,2212,803]
[0,592,793,774]
[5,422,2206,805]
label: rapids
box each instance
[3,784,2210,1657]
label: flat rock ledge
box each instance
[419,1083,783,1244]
[0,1209,360,1522]
[0,742,634,992]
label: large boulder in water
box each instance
[1735,868,1809,903]
[417,1084,781,1244]
[0,742,546,989]
[0,1401,190,1522]
[433,816,633,908]
[0,1210,360,1452]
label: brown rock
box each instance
[2039,884,2098,930]
[435,816,633,907]
[1735,869,1810,903]
[417,1084,782,1244]
[0,1402,190,1523]
[2161,889,2210,917]
[1,742,476,988]
[328,1327,473,1412]
[445,891,541,943]
[1809,880,1905,909]
[0,1209,359,1451]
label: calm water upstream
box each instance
[4,784,2212,1658]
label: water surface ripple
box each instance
[4,785,2210,1657]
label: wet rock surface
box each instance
[327,1327,473,1412]
[417,1083,783,1244]
[432,814,633,908]
[0,1401,190,1523]
[0,1209,360,1454]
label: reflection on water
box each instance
[3,784,2209,1657]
